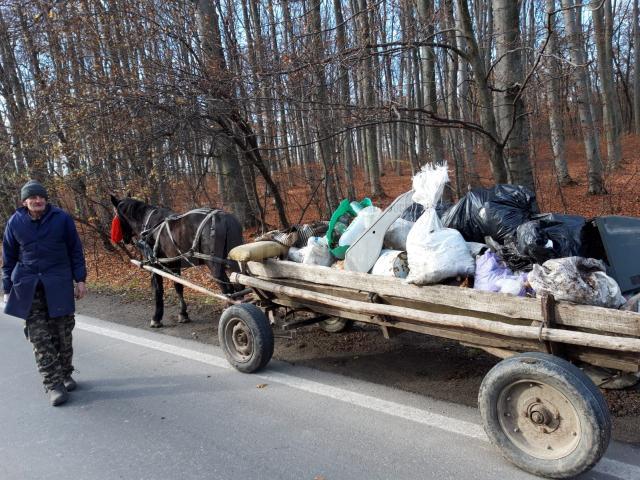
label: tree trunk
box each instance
[493,0,533,190]
[633,0,640,133]
[593,0,622,170]
[457,0,507,183]
[560,0,606,194]
[544,0,572,186]
[356,0,383,196]
[417,0,446,165]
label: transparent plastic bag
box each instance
[528,257,625,308]
[406,165,475,285]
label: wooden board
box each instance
[246,260,640,337]
[270,293,640,372]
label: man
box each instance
[2,180,87,406]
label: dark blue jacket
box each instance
[2,205,87,319]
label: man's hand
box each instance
[2,293,8,304]
[75,282,87,300]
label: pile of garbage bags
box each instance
[257,164,629,310]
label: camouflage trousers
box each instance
[25,286,75,390]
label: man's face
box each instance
[22,195,48,217]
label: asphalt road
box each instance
[1,311,639,480]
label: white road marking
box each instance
[77,320,640,480]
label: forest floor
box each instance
[77,134,640,444]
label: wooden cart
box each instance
[135,257,640,479]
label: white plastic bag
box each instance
[338,205,382,247]
[383,218,414,251]
[287,247,304,263]
[300,236,334,267]
[406,164,475,285]
[371,250,409,278]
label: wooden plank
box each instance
[246,260,640,337]
[267,276,532,326]
[271,296,542,350]
[231,272,640,353]
[272,296,640,372]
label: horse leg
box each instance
[206,261,234,295]
[173,270,190,323]
[150,273,164,328]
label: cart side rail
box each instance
[245,260,640,337]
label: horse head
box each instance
[110,194,145,244]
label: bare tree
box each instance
[560,0,606,194]
[493,0,533,189]
[545,0,573,185]
[593,0,622,170]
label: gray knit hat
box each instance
[20,180,48,201]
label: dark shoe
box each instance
[48,384,69,406]
[63,376,77,392]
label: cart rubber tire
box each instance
[219,304,274,373]
[319,317,353,333]
[478,352,611,479]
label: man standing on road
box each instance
[2,180,87,406]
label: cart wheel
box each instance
[319,317,352,333]
[478,352,611,479]
[219,304,274,373]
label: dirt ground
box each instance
[76,288,640,445]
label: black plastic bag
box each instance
[402,201,451,222]
[495,213,586,271]
[442,185,539,243]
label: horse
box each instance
[110,195,243,328]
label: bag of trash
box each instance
[528,257,625,308]
[517,214,585,261]
[495,213,586,271]
[442,184,539,243]
[474,251,528,296]
[299,236,334,267]
[401,201,451,222]
[287,247,305,263]
[338,205,382,247]
[326,198,374,259]
[371,250,409,278]
[406,164,475,285]
[466,242,488,258]
[383,218,414,251]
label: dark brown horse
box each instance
[110,195,243,328]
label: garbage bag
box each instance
[495,213,586,271]
[474,251,528,296]
[530,213,586,253]
[383,218,414,251]
[371,249,409,278]
[406,164,475,285]
[442,184,539,243]
[528,257,625,308]
[338,205,381,247]
[401,201,451,222]
[299,236,334,267]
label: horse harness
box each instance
[135,207,232,269]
